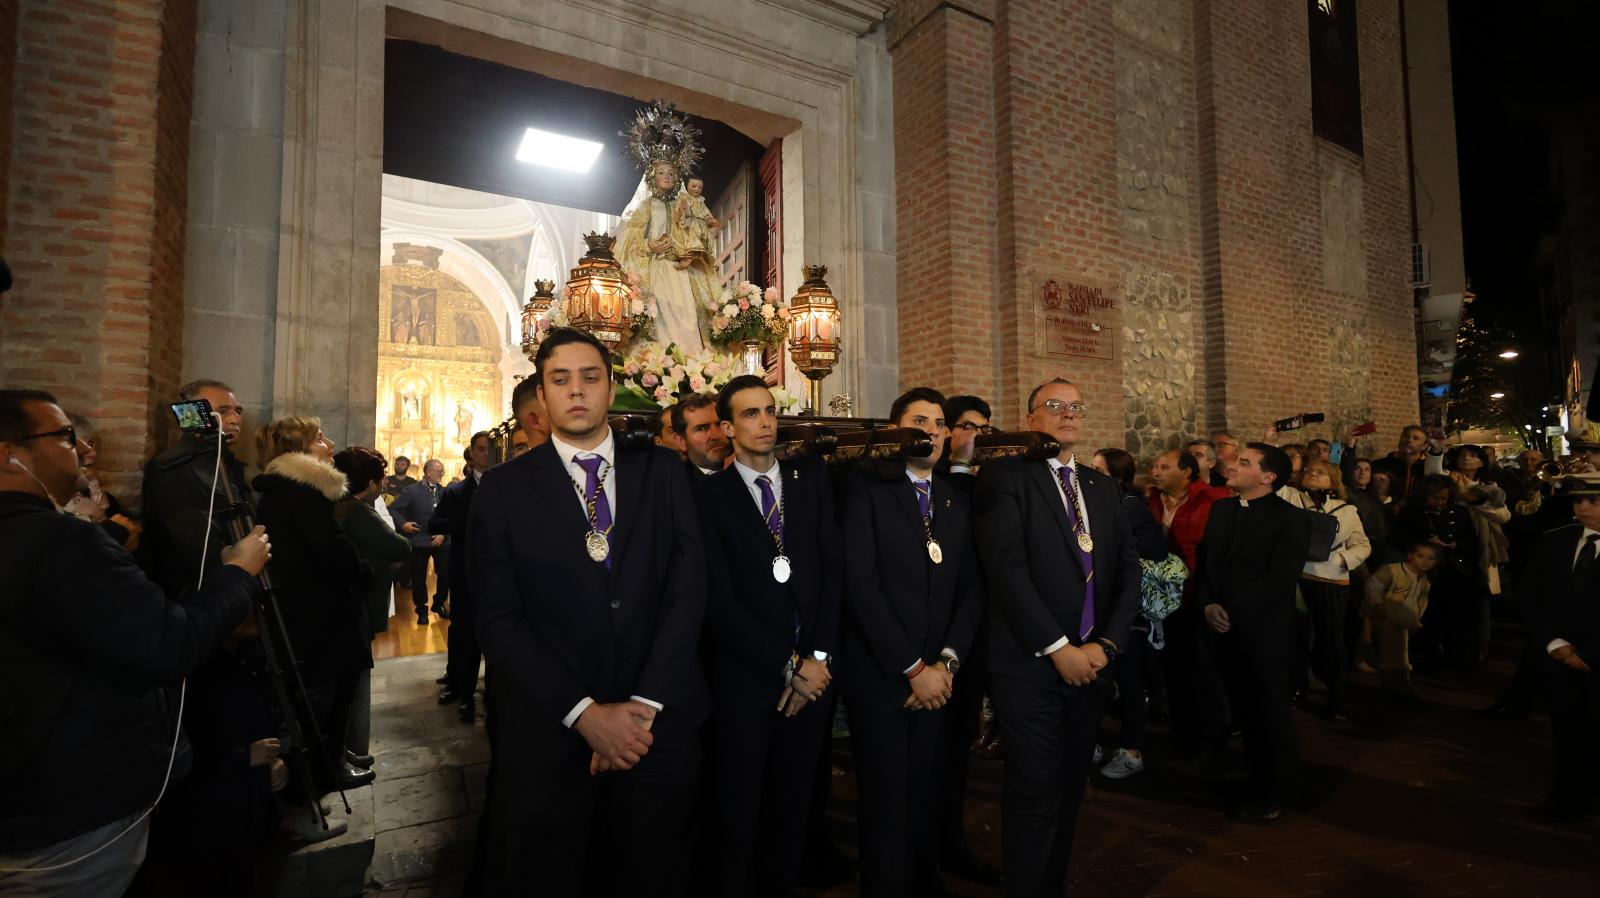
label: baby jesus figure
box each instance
[671,177,720,271]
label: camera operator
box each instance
[0,389,270,897]
[140,379,250,599]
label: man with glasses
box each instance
[975,377,1141,897]
[0,389,269,896]
[945,395,995,478]
[1208,431,1239,488]
[139,379,252,600]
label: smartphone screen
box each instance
[1329,442,1344,465]
[170,399,218,435]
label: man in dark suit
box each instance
[671,392,729,481]
[696,374,843,898]
[975,377,1141,898]
[468,327,709,896]
[431,430,490,722]
[1194,442,1311,822]
[390,458,449,624]
[840,387,984,897]
[1522,473,1600,822]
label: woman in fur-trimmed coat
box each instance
[251,417,373,791]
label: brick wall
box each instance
[0,0,198,499]
[0,0,17,249]
[891,0,1420,451]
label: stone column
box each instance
[0,0,198,498]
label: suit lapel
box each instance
[720,466,769,539]
[893,472,923,533]
[608,450,645,566]
[1029,462,1083,575]
[526,443,591,538]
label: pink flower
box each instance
[713,316,729,330]
[764,286,780,303]
[624,362,640,377]
[670,366,686,382]
[704,361,722,377]
[653,385,670,402]
[689,375,707,392]
[642,372,660,387]
[737,298,750,311]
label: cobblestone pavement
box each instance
[367,633,1598,897]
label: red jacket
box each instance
[1147,480,1229,571]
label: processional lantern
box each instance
[785,264,842,415]
[564,233,629,352]
[520,278,557,363]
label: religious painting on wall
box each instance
[389,285,438,345]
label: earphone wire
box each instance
[0,421,222,874]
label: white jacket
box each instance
[1283,489,1372,581]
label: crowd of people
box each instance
[1,325,1597,898]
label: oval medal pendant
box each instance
[772,555,792,583]
[927,539,944,564]
[585,530,610,563]
[1076,531,1094,553]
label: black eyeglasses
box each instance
[952,422,996,434]
[16,426,77,446]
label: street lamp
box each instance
[1490,391,1506,399]
[1497,350,1519,359]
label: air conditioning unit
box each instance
[1410,243,1431,289]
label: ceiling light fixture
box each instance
[1489,392,1505,399]
[1497,350,1519,359]
[516,128,604,173]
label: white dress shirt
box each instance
[550,429,662,727]
[1038,456,1093,657]
[1548,527,1600,655]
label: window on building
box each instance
[1308,0,1363,154]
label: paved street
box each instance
[365,631,1598,897]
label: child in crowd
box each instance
[1362,540,1439,696]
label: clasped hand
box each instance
[1203,603,1232,634]
[777,658,831,718]
[904,664,952,711]
[1552,644,1592,673]
[1049,643,1106,687]
[577,701,657,775]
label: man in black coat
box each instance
[139,378,250,599]
[0,389,268,895]
[1522,474,1600,822]
[696,374,844,898]
[469,328,709,897]
[1194,442,1311,822]
[975,378,1141,898]
[840,387,984,897]
[390,458,449,624]
[431,431,489,721]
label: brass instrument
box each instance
[1518,456,1596,515]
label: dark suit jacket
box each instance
[975,457,1141,679]
[391,479,447,548]
[838,465,984,696]
[1193,493,1311,643]
[469,441,709,761]
[1521,525,1600,666]
[429,474,479,600]
[695,454,844,700]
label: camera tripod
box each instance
[210,457,351,830]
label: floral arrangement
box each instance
[707,282,788,349]
[613,342,801,412]
[622,274,658,346]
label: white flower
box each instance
[760,303,775,319]
[721,303,738,318]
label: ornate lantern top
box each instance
[785,263,843,414]
[520,278,559,363]
[565,233,629,352]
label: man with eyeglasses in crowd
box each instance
[976,378,1141,897]
[1208,431,1239,489]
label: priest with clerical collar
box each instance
[694,374,843,898]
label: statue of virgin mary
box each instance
[614,160,714,354]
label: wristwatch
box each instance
[1093,638,1120,663]
[938,651,961,676]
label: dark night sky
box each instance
[1450,1,1599,331]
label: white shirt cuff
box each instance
[812,650,830,662]
[628,695,664,711]
[563,697,595,728]
[941,647,959,662]
[902,658,923,675]
[1036,636,1070,658]
[950,463,972,474]
[1548,639,1573,654]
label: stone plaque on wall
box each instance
[1038,277,1118,361]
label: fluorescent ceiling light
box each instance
[516,128,603,173]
